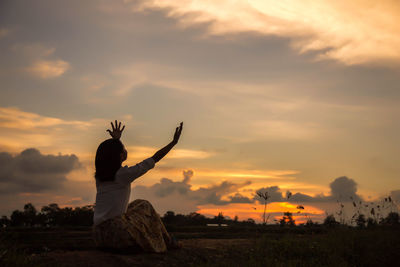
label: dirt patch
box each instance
[30,239,255,267]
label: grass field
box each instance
[1,225,399,266]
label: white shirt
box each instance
[93,157,155,226]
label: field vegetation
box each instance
[0,202,399,266]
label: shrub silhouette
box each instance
[279,212,295,226]
[355,214,366,228]
[323,214,339,227]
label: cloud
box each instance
[0,107,91,130]
[182,169,193,183]
[255,186,285,202]
[0,106,112,154]
[329,176,359,201]
[0,148,81,194]
[26,60,70,79]
[11,43,70,79]
[255,176,362,203]
[194,180,252,205]
[227,193,254,204]
[132,169,253,214]
[133,172,370,218]
[131,0,400,65]
[125,146,214,161]
[133,173,366,217]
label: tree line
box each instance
[0,203,94,227]
[0,202,399,228]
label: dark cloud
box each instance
[255,186,284,202]
[0,148,81,194]
[134,171,390,220]
[132,170,253,214]
[133,175,372,217]
[329,176,360,201]
[255,176,362,203]
[153,177,191,197]
[182,169,193,184]
[194,180,252,205]
[227,193,253,204]
[289,192,325,203]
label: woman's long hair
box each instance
[95,139,124,182]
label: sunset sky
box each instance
[1,0,399,223]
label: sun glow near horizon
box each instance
[197,202,325,224]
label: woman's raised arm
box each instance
[151,122,183,163]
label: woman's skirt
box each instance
[92,199,172,253]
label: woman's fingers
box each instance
[178,122,183,134]
[121,125,125,132]
[110,121,125,131]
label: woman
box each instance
[92,120,183,253]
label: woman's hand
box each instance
[172,122,183,144]
[152,122,184,163]
[107,120,125,140]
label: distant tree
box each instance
[246,218,255,225]
[355,214,366,228]
[323,214,339,227]
[305,219,315,227]
[3,202,95,227]
[41,203,61,226]
[214,212,225,224]
[23,203,37,226]
[10,210,25,227]
[279,212,295,226]
[381,212,399,226]
[162,211,176,224]
[234,215,238,222]
[0,215,11,227]
[186,212,207,225]
[70,205,94,226]
[188,212,204,220]
[366,217,377,228]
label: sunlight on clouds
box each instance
[12,43,70,79]
[27,59,70,79]
[125,145,214,161]
[0,107,91,130]
[133,0,400,65]
[169,148,214,159]
[196,169,299,180]
[0,107,111,156]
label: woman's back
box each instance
[94,179,130,226]
[94,158,155,225]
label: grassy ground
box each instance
[0,226,399,266]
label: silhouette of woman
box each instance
[92,120,183,253]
